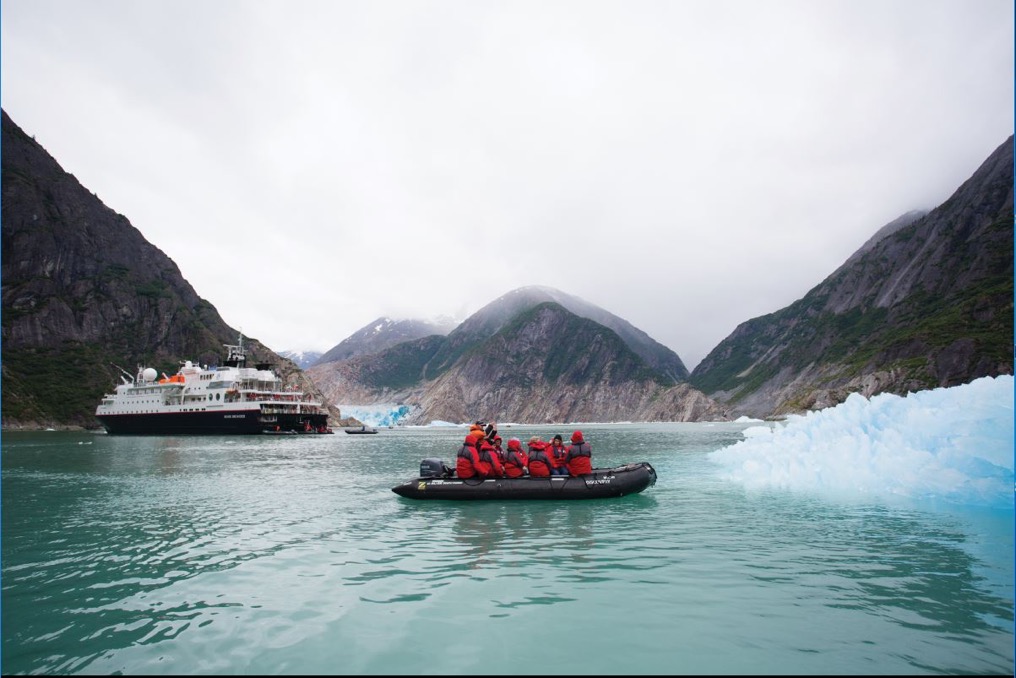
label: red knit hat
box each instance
[507,438,521,451]
[571,430,584,443]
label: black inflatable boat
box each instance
[391,460,657,500]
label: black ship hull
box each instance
[97,410,331,435]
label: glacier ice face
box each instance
[339,404,412,427]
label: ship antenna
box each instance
[111,363,134,384]
[223,329,247,367]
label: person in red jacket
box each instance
[548,434,569,475]
[492,435,506,465]
[456,430,487,478]
[477,436,505,478]
[565,430,593,476]
[527,436,554,477]
[503,438,529,478]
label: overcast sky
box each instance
[2,0,1013,370]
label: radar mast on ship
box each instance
[223,332,247,368]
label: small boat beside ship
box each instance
[392,460,657,500]
[344,426,379,434]
[95,335,333,435]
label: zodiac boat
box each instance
[392,460,657,500]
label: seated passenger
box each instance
[548,434,570,476]
[503,438,529,478]
[477,435,505,478]
[565,430,593,476]
[456,430,487,478]
[492,435,506,464]
[527,436,554,477]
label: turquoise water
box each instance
[2,424,1012,675]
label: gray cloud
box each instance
[3,0,1012,369]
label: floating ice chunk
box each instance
[708,375,1014,508]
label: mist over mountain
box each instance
[690,135,1014,418]
[314,316,458,366]
[421,285,689,382]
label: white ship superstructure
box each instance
[96,336,332,435]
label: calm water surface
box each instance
[2,424,1013,675]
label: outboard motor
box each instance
[420,458,452,478]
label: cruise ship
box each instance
[95,336,333,435]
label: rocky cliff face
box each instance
[1,109,344,429]
[690,135,1014,418]
[308,301,727,424]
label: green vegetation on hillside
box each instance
[500,302,674,387]
[358,335,445,390]
[690,264,1013,404]
[2,343,116,427]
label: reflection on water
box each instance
[1,427,1012,675]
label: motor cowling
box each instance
[420,457,452,478]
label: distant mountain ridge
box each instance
[689,136,1014,417]
[307,297,723,423]
[420,285,689,382]
[278,350,323,369]
[315,316,458,365]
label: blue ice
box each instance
[709,375,1014,509]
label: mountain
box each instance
[0,109,346,429]
[403,302,718,423]
[422,285,689,382]
[689,135,1014,418]
[315,315,458,366]
[278,350,323,369]
[306,293,724,424]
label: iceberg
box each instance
[709,375,1014,509]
